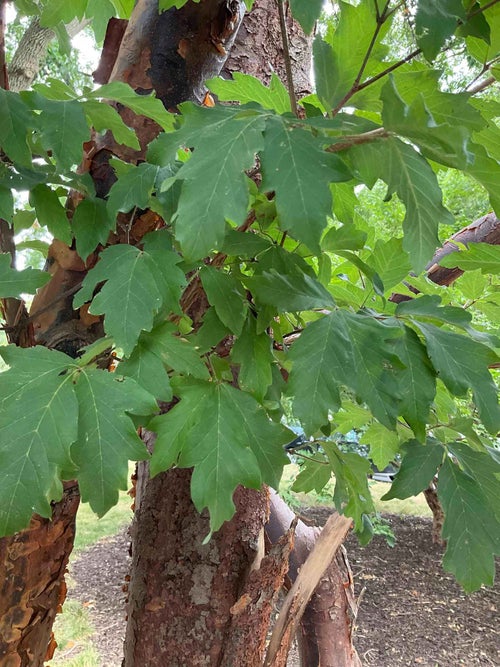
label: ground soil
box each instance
[66,511,499,667]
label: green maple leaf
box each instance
[72,198,115,262]
[367,238,412,292]
[292,456,332,494]
[466,143,500,215]
[89,82,174,131]
[289,0,323,34]
[40,0,87,26]
[150,380,290,532]
[439,243,500,274]
[120,321,209,400]
[169,105,265,259]
[231,316,274,401]
[438,457,500,592]
[417,323,500,433]
[348,136,453,273]
[83,99,140,150]
[0,89,33,166]
[382,439,444,501]
[288,311,402,434]
[360,423,400,470]
[208,73,290,114]
[0,187,13,223]
[200,266,247,336]
[0,346,77,536]
[72,368,155,516]
[448,443,500,522]
[323,443,374,531]
[381,77,473,170]
[415,0,465,60]
[394,326,436,441]
[74,243,183,355]
[107,163,160,219]
[260,116,351,252]
[313,2,384,110]
[0,254,50,298]
[30,184,72,244]
[34,97,90,171]
[244,269,335,312]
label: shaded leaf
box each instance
[0,347,77,535]
[261,116,351,252]
[382,439,445,500]
[73,369,154,516]
[0,254,50,297]
[438,457,500,592]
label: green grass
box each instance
[49,600,100,667]
[73,491,133,551]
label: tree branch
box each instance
[277,0,298,116]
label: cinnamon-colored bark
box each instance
[0,484,79,667]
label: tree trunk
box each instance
[0,483,79,667]
[224,0,313,96]
[124,464,276,667]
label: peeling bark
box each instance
[0,484,79,667]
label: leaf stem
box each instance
[277,0,299,117]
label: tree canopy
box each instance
[0,0,499,595]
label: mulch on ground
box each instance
[66,511,499,666]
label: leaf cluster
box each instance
[1,0,500,591]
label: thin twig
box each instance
[326,127,390,153]
[467,75,496,94]
[332,48,421,116]
[467,0,500,20]
[277,0,298,117]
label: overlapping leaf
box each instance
[0,253,50,298]
[288,311,402,434]
[381,78,473,169]
[439,242,500,274]
[0,347,77,535]
[323,443,374,531]
[208,73,290,114]
[393,325,436,441]
[244,269,335,312]
[120,321,209,400]
[438,457,500,592]
[0,89,34,166]
[150,380,290,533]
[88,82,175,131]
[231,316,274,401]
[72,368,155,516]
[313,2,384,111]
[261,116,351,252]
[74,243,184,354]
[348,137,454,272]
[169,105,266,259]
[415,0,465,60]
[416,323,500,433]
[72,198,115,262]
[382,439,444,501]
[200,266,247,336]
